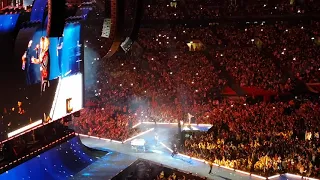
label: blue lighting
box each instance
[197,126,211,132]
[48,23,82,79]
[80,9,90,20]
[30,0,48,22]
[82,173,92,176]
[45,15,48,25]
[25,23,81,83]
[0,137,106,180]
[0,14,20,32]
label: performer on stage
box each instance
[171,144,178,157]
[22,40,33,85]
[208,161,213,174]
[32,36,50,94]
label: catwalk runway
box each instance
[80,137,240,180]
[77,123,305,180]
[0,124,307,180]
[76,123,255,180]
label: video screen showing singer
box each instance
[21,40,33,85]
[22,40,41,85]
[23,36,51,94]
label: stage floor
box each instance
[76,123,304,180]
[76,123,253,180]
[0,124,308,180]
[72,151,137,180]
[79,136,262,180]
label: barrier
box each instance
[285,173,319,180]
[138,121,212,127]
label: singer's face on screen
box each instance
[40,37,49,51]
[40,39,44,50]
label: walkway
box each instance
[78,123,259,180]
[75,123,313,180]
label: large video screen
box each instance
[0,23,83,142]
[23,24,81,83]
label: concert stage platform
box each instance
[76,123,308,180]
[0,136,108,180]
[0,123,312,180]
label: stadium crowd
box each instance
[143,0,320,21]
[138,21,320,91]
[74,48,226,140]
[73,0,320,177]
[183,99,320,177]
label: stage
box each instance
[76,123,307,180]
[74,123,271,180]
[0,123,308,180]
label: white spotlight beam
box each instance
[123,128,154,143]
[132,122,141,128]
[8,120,43,138]
[267,174,281,179]
[141,121,212,126]
[77,133,122,144]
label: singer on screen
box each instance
[31,36,50,94]
[21,40,33,85]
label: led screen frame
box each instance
[0,22,84,143]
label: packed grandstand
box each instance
[71,0,320,178]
